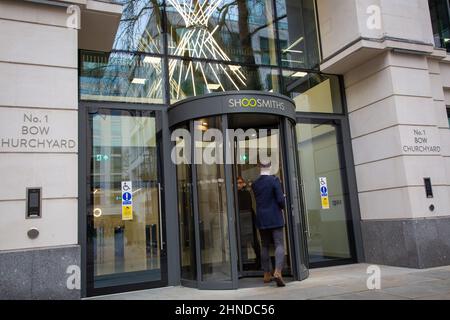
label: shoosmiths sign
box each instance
[228,97,286,111]
[0,108,77,153]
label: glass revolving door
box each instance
[173,114,309,289]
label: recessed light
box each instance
[207,84,221,90]
[292,71,308,78]
[143,56,161,64]
[131,78,146,84]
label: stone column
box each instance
[317,0,450,268]
[0,0,80,299]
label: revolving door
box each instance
[169,92,309,289]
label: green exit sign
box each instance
[96,154,110,162]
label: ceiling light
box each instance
[143,56,161,64]
[132,78,146,84]
[229,65,241,71]
[445,38,450,43]
[291,71,308,78]
[207,84,221,90]
[283,37,304,53]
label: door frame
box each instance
[294,112,364,268]
[79,101,170,297]
[229,116,297,279]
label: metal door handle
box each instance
[300,183,311,239]
[158,183,164,251]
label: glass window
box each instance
[194,116,232,282]
[296,120,353,265]
[283,72,343,114]
[80,51,164,104]
[166,0,278,65]
[276,0,320,69]
[90,109,163,288]
[447,107,450,127]
[175,125,197,281]
[429,0,450,52]
[113,0,164,53]
[169,59,280,101]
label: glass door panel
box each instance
[295,119,354,266]
[175,125,197,281]
[195,117,232,283]
[88,109,166,292]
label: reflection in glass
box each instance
[429,0,450,52]
[166,0,277,66]
[169,59,279,101]
[175,125,197,281]
[90,110,162,288]
[276,0,320,69]
[296,121,352,265]
[195,117,232,282]
[284,73,343,114]
[447,108,450,128]
[113,0,164,53]
[80,51,164,104]
[228,115,291,274]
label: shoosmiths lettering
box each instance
[228,98,285,111]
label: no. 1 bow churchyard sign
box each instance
[0,108,77,153]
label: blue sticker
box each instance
[122,192,132,201]
[320,186,328,196]
[122,200,132,205]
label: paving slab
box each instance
[87,264,450,301]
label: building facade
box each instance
[0,0,449,299]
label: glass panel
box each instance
[447,108,450,127]
[90,109,162,288]
[113,0,164,53]
[175,125,197,281]
[195,117,231,282]
[80,51,164,104]
[284,73,343,114]
[228,114,291,274]
[276,0,320,69]
[166,0,278,65]
[429,0,450,52]
[169,59,280,101]
[296,121,352,265]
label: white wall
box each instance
[0,0,78,251]
[317,0,435,60]
[346,50,450,221]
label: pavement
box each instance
[87,263,450,300]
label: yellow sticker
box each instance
[321,197,330,210]
[122,205,133,221]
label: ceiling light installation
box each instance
[167,0,247,99]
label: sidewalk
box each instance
[88,264,450,300]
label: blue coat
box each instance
[251,175,285,230]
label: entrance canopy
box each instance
[168,91,297,127]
